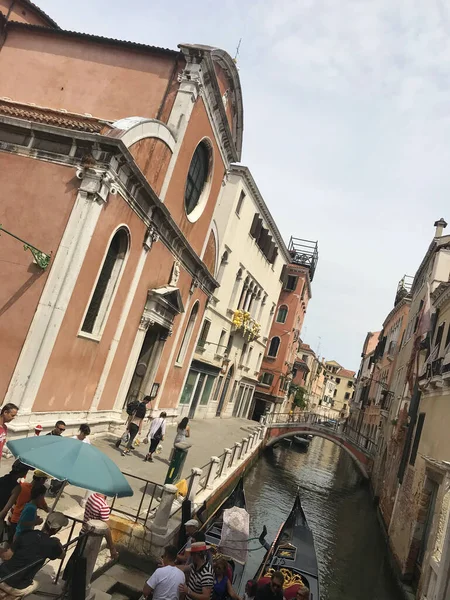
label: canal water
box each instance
[241,437,401,600]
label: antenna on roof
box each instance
[234,38,242,63]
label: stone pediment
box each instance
[149,286,184,314]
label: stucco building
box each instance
[251,238,318,421]
[349,330,380,431]
[316,360,355,420]
[0,1,246,435]
[177,166,290,420]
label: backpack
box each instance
[134,402,147,419]
[126,400,139,416]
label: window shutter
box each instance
[250,213,260,238]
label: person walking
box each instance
[117,397,150,456]
[0,404,18,461]
[15,484,47,538]
[8,470,49,542]
[143,412,166,462]
[179,541,214,600]
[142,545,185,600]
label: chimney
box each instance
[434,218,448,238]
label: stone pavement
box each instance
[0,416,260,596]
[0,416,259,523]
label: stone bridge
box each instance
[264,413,377,479]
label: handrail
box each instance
[265,411,378,454]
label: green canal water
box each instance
[241,437,402,600]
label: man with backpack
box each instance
[143,412,167,462]
[116,396,151,456]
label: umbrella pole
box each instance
[48,481,68,516]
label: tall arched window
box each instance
[176,301,199,364]
[185,141,210,217]
[268,336,281,358]
[216,250,228,284]
[276,305,288,324]
[81,228,129,336]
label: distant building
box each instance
[349,330,380,431]
[316,360,355,420]
[251,238,318,421]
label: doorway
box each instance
[188,373,206,419]
[216,366,234,416]
[124,324,165,408]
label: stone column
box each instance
[187,467,203,503]
[150,484,178,535]
[231,443,241,466]
[206,456,220,489]
[83,520,109,594]
[222,448,232,477]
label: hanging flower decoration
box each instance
[232,309,261,341]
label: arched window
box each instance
[185,142,210,216]
[217,250,228,283]
[276,305,288,324]
[81,228,129,336]
[176,301,199,364]
[268,336,281,358]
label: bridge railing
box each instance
[265,411,378,455]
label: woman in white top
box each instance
[174,417,190,445]
[72,424,91,444]
[143,412,167,462]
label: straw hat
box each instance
[190,541,208,553]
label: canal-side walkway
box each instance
[0,416,259,521]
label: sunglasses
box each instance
[57,427,66,432]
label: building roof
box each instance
[5,21,179,57]
[2,0,59,29]
[337,368,356,379]
[0,98,109,133]
[299,343,314,353]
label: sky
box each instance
[37,0,450,370]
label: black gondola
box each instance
[183,478,249,592]
[203,478,247,591]
[254,490,320,599]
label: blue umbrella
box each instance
[8,436,133,498]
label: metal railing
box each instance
[264,411,378,455]
[110,471,163,527]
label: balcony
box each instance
[231,309,261,341]
[288,237,319,281]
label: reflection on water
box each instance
[242,437,401,600]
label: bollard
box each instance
[150,484,178,536]
[231,443,241,466]
[239,438,248,459]
[249,432,255,449]
[206,456,220,489]
[221,448,232,477]
[83,520,109,594]
[187,467,203,503]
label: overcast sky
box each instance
[38,0,450,370]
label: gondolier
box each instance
[179,541,213,600]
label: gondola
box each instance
[254,490,320,599]
[293,435,311,448]
[183,478,252,593]
[203,478,247,591]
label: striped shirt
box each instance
[82,493,110,531]
[187,560,214,600]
